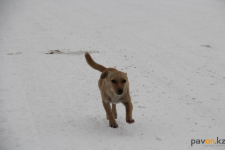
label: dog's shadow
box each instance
[69,116,135,137]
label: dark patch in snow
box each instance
[46,50,63,54]
[156,137,162,141]
[138,106,146,108]
[46,50,99,55]
[201,45,211,48]
[7,52,22,55]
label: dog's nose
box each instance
[117,89,123,95]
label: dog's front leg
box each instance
[112,104,117,119]
[102,101,118,128]
[122,101,135,124]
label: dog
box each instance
[85,52,135,128]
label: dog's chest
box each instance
[111,95,122,104]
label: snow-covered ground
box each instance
[0,0,225,149]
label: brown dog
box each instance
[85,52,135,128]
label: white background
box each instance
[0,0,225,149]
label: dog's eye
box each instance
[122,80,126,83]
[111,80,117,83]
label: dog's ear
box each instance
[101,71,108,79]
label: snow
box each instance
[0,0,225,149]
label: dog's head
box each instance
[101,69,129,96]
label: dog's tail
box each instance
[85,52,106,72]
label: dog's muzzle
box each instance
[117,89,123,95]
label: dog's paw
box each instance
[126,119,135,124]
[109,122,118,128]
